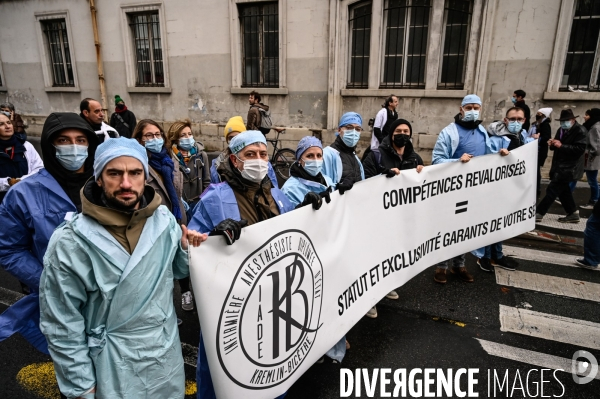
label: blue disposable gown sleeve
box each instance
[432,130,459,165]
[267,163,279,189]
[172,228,190,281]
[39,228,96,398]
[0,193,43,291]
[281,178,307,207]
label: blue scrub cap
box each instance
[296,136,323,160]
[94,137,148,181]
[228,130,267,154]
[338,112,363,128]
[461,94,482,107]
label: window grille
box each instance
[41,19,74,87]
[240,2,279,87]
[381,0,431,89]
[561,0,600,91]
[348,2,372,88]
[438,0,472,89]
[129,12,164,87]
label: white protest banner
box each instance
[190,141,537,399]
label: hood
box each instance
[216,153,270,192]
[487,121,518,138]
[252,103,269,112]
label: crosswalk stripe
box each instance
[495,268,600,302]
[476,339,600,380]
[502,245,599,271]
[499,305,600,350]
[0,286,24,307]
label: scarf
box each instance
[115,105,128,114]
[148,148,182,221]
[583,108,600,131]
[454,113,482,130]
[173,144,198,167]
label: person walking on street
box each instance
[431,94,510,284]
[512,89,531,132]
[80,98,119,144]
[536,109,587,224]
[187,130,294,399]
[246,91,270,134]
[0,111,43,203]
[581,108,600,209]
[371,95,398,153]
[0,102,26,135]
[530,108,553,197]
[40,137,207,399]
[576,200,600,270]
[0,112,99,354]
[109,95,136,138]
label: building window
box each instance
[438,0,472,89]
[41,19,74,87]
[239,2,279,88]
[381,0,431,89]
[128,12,164,87]
[348,2,372,88]
[561,0,600,91]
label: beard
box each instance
[103,187,143,211]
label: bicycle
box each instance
[266,127,296,181]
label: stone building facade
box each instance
[0,0,598,162]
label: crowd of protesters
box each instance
[0,89,598,398]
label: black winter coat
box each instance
[363,136,423,178]
[549,123,586,182]
[330,136,363,184]
[536,118,552,167]
[516,100,531,132]
[109,110,137,138]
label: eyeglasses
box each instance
[342,125,363,132]
[142,133,162,140]
[506,117,526,123]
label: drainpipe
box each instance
[89,0,108,122]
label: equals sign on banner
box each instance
[455,201,468,214]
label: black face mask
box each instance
[116,104,125,110]
[393,134,409,148]
[536,114,544,121]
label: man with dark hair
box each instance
[246,90,270,133]
[512,89,531,132]
[80,97,119,144]
[371,95,398,153]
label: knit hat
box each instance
[461,94,482,107]
[224,116,246,138]
[115,95,124,105]
[228,130,267,154]
[94,137,148,180]
[388,119,413,138]
[296,136,323,159]
[338,112,363,128]
[537,108,552,119]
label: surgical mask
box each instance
[392,134,409,148]
[54,144,88,171]
[145,138,164,153]
[511,97,517,104]
[302,159,323,176]
[341,129,360,147]
[179,137,195,151]
[462,110,480,122]
[237,157,269,183]
[507,121,523,134]
[560,121,572,130]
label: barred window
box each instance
[438,0,472,89]
[240,2,279,88]
[41,19,74,87]
[381,0,431,89]
[561,0,600,91]
[129,12,164,87]
[348,2,372,88]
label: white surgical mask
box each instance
[462,110,480,122]
[302,159,323,176]
[54,144,88,171]
[237,156,269,183]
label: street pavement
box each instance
[0,184,598,399]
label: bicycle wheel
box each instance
[272,148,296,180]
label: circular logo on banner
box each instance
[216,230,323,390]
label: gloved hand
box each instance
[319,187,332,204]
[209,219,248,245]
[296,191,323,210]
[337,180,354,195]
[383,168,397,178]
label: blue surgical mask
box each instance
[341,129,360,147]
[145,138,164,153]
[507,121,523,134]
[302,159,323,177]
[179,137,195,151]
[560,121,572,130]
[462,110,480,122]
[54,144,88,171]
[511,97,517,104]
